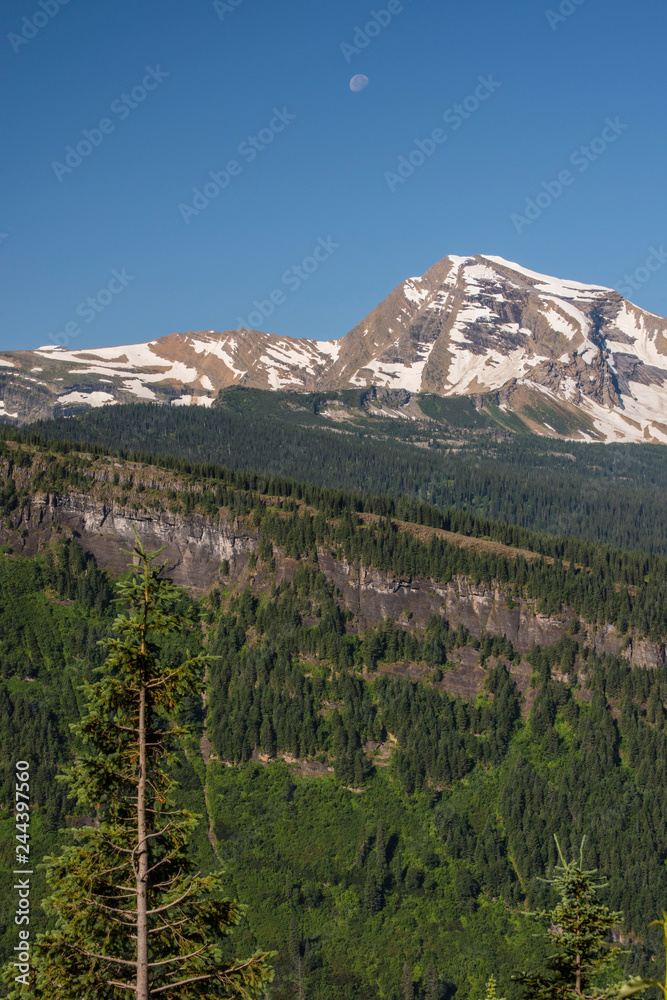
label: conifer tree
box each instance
[516,837,622,999]
[8,531,273,999]
[288,914,304,1000]
[483,977,505,1000]
[424,961,440,1000]
[289,914,301,969]
[358,820,367,862]
[401,961,414,1000]
[363,865,382,912]
[375,815,387,879]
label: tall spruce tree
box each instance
[424,961,440,1000]
[401,962,414,1000]
[9,532,273,999]
[515,838,622,999]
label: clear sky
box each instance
[1,0,666,352]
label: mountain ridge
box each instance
[3,253,667,442]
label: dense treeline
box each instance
[0,542,117,976]
[0,424,662,576]
[258,507,667,638]
[0,541,114,820]
[3,435,667,640]
[11,391,667,553]
[207,565,483,786]
[199,559,667,997]
[201,561,667,935]
[2,542,667,997]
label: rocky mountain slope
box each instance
[3,254,667,441]
[3,442,665,671]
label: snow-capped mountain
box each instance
[2,254,667,442]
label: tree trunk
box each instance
[136,682,149,1000]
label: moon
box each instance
[349,74,369,93]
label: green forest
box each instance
[1,466,667,996]
[16,390,667,553]
[2,409,667,997]
[2,434,667,641]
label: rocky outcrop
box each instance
[3,254,667,441]
[5,491,666,667]
[317,553,667,666]
[317,553,573,654]
[5,493,255,595]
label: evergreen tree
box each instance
[392,849,403,889]
[375,815,387,880]
[402,961,414,1000]
[364,866,382,912]
[7,531,273,999]
[483,977,505,1000]
[424,961,440,1000]
[288,914,304,1000]
[515,838,622,999]
[289,914,301,969]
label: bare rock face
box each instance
[5,492,666,668]
[318,554,574,655]
[7,493,255,595]
[2,254,667,441]
[621,636,666,669]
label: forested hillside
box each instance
[1,535,666,999]
[2,435,667,640]
[1,442,667,998]
[19,390,667,554]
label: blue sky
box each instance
[1,0,666,352]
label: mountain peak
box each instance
[2,255,667,442]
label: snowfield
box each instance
[2,255,667,442]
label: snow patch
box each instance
[541,304,581,340]
[445,340,548,394]
[350,342,435,392]
[57,391,117,407]
[121,380,157,400]
[171,394,215,408]
[403,280,429,305]
[607,304,667,368]
[315,340,342,361]
[481,255,610,299]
